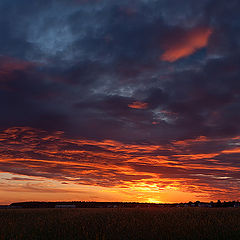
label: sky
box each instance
[0,0,240,204]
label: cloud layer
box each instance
[0,127,240,202]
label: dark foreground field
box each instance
[1,208,240,240]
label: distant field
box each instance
[1,208,240,240]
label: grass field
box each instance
[1,208,240,240]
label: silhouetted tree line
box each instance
[177,200,240,208]
[9,201,162,208]
[6,200,240,209]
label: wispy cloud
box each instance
[0,127,240,202]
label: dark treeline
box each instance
[5,200,240,209]
[9,202,163,209]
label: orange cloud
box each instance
[161,27,212,62]
[0,127,240,204]
[128,101,148,109]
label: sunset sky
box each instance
[1,0,240,204]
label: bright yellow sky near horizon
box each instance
[0,172,215,205]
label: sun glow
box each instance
[147,198,162,203]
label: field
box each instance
[1,208,240,240]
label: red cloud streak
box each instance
[161,27,212,62]
[128,101,148,109]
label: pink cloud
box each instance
[161,27,212,62]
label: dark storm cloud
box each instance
[1,0,239,144]
[0,0,229,143]
[0,56,69,131]
[160,55,240,140]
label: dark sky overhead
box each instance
[0,0,240,204]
